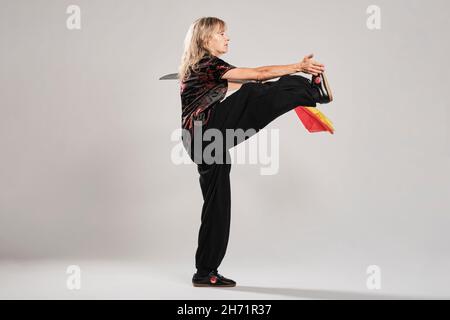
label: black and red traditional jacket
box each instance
[180,53,236,132]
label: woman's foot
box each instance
[192,270,236,287]
[311,72,333,104]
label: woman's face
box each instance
[206,26,230,57]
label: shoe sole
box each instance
[321,72,333,102]
[192,283,236,287]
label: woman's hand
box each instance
[297,54,325,76]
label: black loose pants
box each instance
[184,75,318,275]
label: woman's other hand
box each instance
[298,54,325,76]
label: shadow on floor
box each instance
[219,286,433,300]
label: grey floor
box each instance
[1,258,448,300]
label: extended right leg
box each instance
[207,74,319,150]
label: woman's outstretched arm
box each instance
[222,54,325,82]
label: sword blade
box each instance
[159,72,259,84]
[159,73,179,80]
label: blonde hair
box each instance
[178,17,226,82]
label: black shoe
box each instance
[311,72,333,104]
[192,270,236,287]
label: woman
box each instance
[179,17,332,288]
